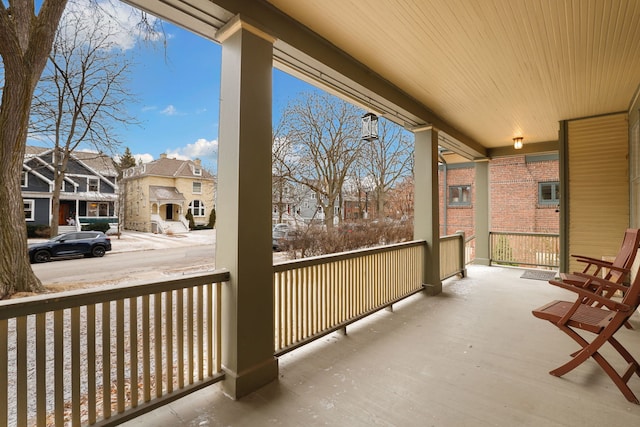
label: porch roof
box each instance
[149,185,186,203]
[122,265,640,426]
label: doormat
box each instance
[520,270,558,281]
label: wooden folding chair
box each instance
[561,228,640,329]
[532,273,640,404]
[561,228,640,286]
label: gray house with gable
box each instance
[22,146,118,231]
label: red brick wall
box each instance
[490,156,559,233]
[438,155,559,236]
[439,165,475,237]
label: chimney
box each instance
[160,153,167,159]
[194,158,202,167]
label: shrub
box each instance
[284,220,413,259]
[208,207,216,228]
[185,209,195,230]
[26,224,51,238]
[83,221,111,233]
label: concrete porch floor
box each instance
[123,265,640,426]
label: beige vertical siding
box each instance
[568,113,629,273]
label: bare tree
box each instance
[359,118,413,219]
[0,0,69,297]
[0,0,161,297]
[386,176,415,221]
[281,92,362,229]
[29,3,138,236]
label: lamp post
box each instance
[361,113,378,220]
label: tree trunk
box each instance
[377,189,386,219]
[49,155,68,236]
[0,77,45,296]
[324,204,334,230]
[0,170,45,298]
[0,0,69,297]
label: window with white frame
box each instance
[21,171,28,187]
[193,166,202,176]
[24,200,34,221]
[189,200,206,217]
[192,182,202,194]
[88,202,109,217]
[88,178,99,192]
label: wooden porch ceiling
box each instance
[123,0,640,158]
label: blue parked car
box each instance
[29,231,112,263]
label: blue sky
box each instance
[118,14,317,171]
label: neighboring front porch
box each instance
[149,186,190,234]
[122,264,640,426]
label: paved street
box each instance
[29,229,289,290]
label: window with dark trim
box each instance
[539,181,560,205]
[189,199,206,217]
[448,185,471,206]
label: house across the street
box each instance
[22,146,118,233]
[120,153,215,234]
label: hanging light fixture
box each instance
[361,113,379,141]
[513,137,523,150]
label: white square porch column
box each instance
[414,127,442,294]
[216,17,278,399]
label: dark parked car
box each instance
[29,231,112,263]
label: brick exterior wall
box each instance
[439,164,475,237]
[490,156,559,233]
[439,155,559,237]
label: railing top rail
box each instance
[0,269,230,320]
[273,240,427,273]
[440,233,465,242]
[489,231,559,238]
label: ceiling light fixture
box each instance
[513,137,523,150]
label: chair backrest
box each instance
[608,228,640,282]
[621,251,640,311]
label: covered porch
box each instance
[123,264,640,426]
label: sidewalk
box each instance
[107,229,215,253]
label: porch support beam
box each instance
[215,16,278,399]
[414,128,442,295]
[474,160,490,265]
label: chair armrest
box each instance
[571,254,610,264]
[547,278,631,312]
[572,257,615,269]
[570,271,630,290]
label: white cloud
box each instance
[160,105,180,116]
[134,153,155,164]
[165,138,218,162]
[62,0,164,52]
[141,105,157,112]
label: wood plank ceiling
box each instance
[267,0,640,149]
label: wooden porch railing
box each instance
[273,240,426,356]
[0,271,228,427]
[440,232,467,280]
[489,231,560,268]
